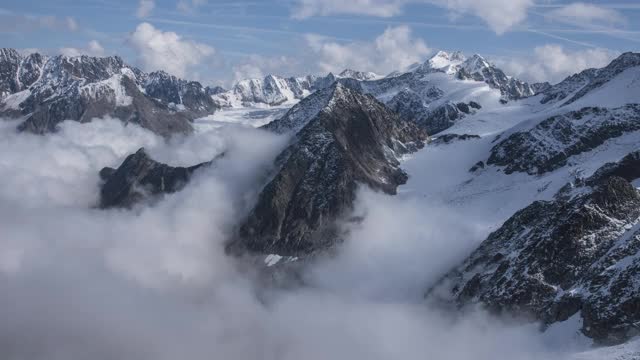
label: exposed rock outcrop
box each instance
[99,148,213,208]
[487,105,640,175]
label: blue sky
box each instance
[1,0,639,86]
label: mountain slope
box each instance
[427,152,640,345]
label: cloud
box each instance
[177,0,208,13]
[546,2,626,26]
[136,0,155,18]
[305,25,431,75]
[59,40,106,57]
[291,0,533,34]
[496,44,619,84]
[127,22,215,78]
[65,17,79,31]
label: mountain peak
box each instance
[425,50,467,74]
[462,54,491,72]
[338,68,378,81]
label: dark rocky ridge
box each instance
[99,148,213,208]
[427,151,640,345]
[0,48,220,137]
[232,84,428,256]
[487,105,640,175]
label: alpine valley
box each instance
[2,45,640,360]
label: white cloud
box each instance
[136,0,156,18]
[291,0,533,34]
[128,22,215,78]
[59,40,105,57]
[546,2,626,26]
[497,44,619,84]
[177,0,208,13]
[305,26,431,75]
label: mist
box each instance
[0,118,584,359]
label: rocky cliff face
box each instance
[211,74,329,107]
[454,54,536,100]
[0,49,219,137]
[232,83,428,256]
[142,70,218,117]
[99,148,213,208]
[427,151,640,345]
[486,105,640,175]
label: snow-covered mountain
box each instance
[211,70,380,108]
[211,74,319,107]
[4,43,640,357]
[0,48,219,137]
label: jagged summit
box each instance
[262,82,350,134]
[425,50,467,74]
